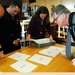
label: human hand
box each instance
[0,51,4,59]
[72,58,75,66]
[50,35,53,42]
[13,39,20,46]
[26,34,31,41]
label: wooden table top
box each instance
[0,44,75,72]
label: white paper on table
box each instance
[30,38,55,44]
[10,61,37,72]
[39,48,59,57]
[28,54,53,65]
[61,50,66,55]
[33,38,50,44]
[39,46,65,57]
[8,52,30,61]
[48,46,65,52]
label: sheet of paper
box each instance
[48,46,65,52]
[61,50,66,55]
[10,61,37,72]
[39,46,65,57]
[28,54,53,65]
[34,38,50,44]
[8,52,30,61]
[30,38,55,44]
[71,46,75,54]
[39,48,59,57]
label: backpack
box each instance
[66,12,75,58]
[69,12,75,41]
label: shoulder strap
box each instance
[66,12,75,58]
[69,12,75,41]
[69,12,75,27]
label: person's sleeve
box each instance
[0,48,3,52]
[15,14,22,39]
[27,16,35,35]
[17,24,22,39]
[46,22,53,35]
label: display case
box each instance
[20,20,30,47]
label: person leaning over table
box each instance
[51,4,75,66]
[0,0,21,58]
[0,5,5,58]
[26,6,53,41]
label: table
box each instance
[0,44,75,72]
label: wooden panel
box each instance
[27,0,46,6]
[0,0,22,6]
[46,0,62,17]
[62,0,75,10]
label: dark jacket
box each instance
[27,16,52,39]
[0,10,21,54]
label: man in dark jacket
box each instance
[0,1,21,56]
[0,5,5,58]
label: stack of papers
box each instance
[30,38,55,44]
[26,38,56,47]
[31,38,51,44]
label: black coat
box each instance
[27,16,52,39]
[0,10,21,54]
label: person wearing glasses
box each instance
[51,4,70,27]
[51,4,75,65]
[0,1,21,56]
[26,6,53,41]
[0,5,5,58]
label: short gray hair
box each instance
[51,4,70,16]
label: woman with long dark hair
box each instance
[26,6,53,41]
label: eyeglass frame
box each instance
[54,13,62,21]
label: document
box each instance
[8,52,30,61]
[28,54,53,65]
[33,38,50,44]
[10,61,37,72]
[61,50,66,55]
[39,46,65,57]
[30,38,55,44]
[48,46,65,52]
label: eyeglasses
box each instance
[54,13,62,21]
